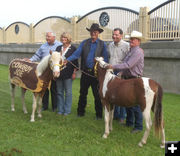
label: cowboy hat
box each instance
[86,23,104,33]
[130,31,142,40]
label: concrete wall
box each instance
[0,44,41,64]
[141,41,180,94]
[0,41,180,94]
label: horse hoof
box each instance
[38,114,42,118]
[160,144,165,148]
[11,108,15,111]
[24,111,28,114]
[30,119,35,122]
[138,142,143,147]
[102,134,108,139]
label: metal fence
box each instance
[75,7,139,42]
[0,0,179,43]
[148,0,180,40]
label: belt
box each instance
[122,75,141,79]
[85,68,93,72]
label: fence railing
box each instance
[148,0,180,40]
[0,0,179,44]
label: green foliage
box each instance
[0,64,180,156]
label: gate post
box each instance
[139,7,150,42]
[30,23,34,43]
[2,27,6,44]
[71,16,78,43]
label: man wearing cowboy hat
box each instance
[65,23,108,119]
[108,30,144,133]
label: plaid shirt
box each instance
[112,46,144,77]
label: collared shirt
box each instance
[108,39,130,65]
[112,46,144,77]
[67,38,108,69]
[30,40,62,62]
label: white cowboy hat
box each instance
[130,31,142,39]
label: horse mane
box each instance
[37,55,51,76]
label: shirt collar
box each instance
[91,38,99,44]
[113,39,123,46]
[47,40,57,46]
[130,46,139,51]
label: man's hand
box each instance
[23,58,31,62]
[72,72,76,80]
[63,60,68,65]
[106,64,113,69]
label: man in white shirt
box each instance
[108,28,130,123]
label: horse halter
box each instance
[49,60,65,71]
[94,60,111,77]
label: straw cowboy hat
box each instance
[86,23,104,33]
[130,31,142,40]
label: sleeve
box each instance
[67,41,84,61]
[112,51,141,70]
[30,47,42,62]
[71,46,79,69]
[107,43,111,59]
[56,45,62,52]
[102,42,109,63]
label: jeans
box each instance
[126,105,143,130]
[56,78,72,115]
[114,106,126,120]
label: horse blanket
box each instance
[9,59,51,92]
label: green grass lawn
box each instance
[0,64,180,156]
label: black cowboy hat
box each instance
[86,23,104,33]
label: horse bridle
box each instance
[94,61,111,77]
[50,60,65,71]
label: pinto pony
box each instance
[9,51,63,122]
[94,57,165,148]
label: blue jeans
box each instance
[126,105,143,130]
[56,78,72,115]
[114,106,126,120]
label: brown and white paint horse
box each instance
[94,57,165,148]
[9,51,63,122]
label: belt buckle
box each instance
[87,69,92,72]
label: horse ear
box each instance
[49,50,52,55]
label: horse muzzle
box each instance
[53,71,60,78]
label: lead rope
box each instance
[66,60,97,78]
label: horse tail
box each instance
[154,84,163,137]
